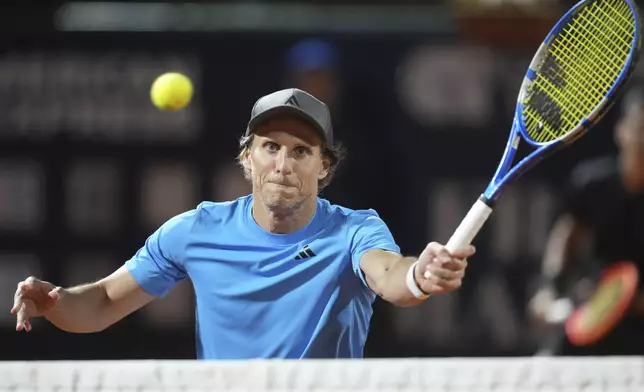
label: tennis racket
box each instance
[437,0,642,263]
[537,260,638,354]
[565,260,639,346]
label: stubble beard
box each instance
[259,189,310,217]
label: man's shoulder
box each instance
[569,155,619,191]
[319,198,386,228]
[195,195,251,218]
[163,195,251,230]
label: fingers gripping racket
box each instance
[436,0,642,266]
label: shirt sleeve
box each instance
[349,210,401,288]
[124,210,194,297]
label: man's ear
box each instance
[241,149,252,171]
[318,156,331,180]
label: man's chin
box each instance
[260,190,307,212]
[262,193,296,210]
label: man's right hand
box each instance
[10,276,66,332]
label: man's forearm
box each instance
[376,256,427,307]
[44,283,112,333]
[362,244,471,307]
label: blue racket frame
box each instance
[481,0,642,204]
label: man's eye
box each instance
[294,147,310,156]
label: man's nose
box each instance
[275,149,294,174]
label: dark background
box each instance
[0,0,639,360]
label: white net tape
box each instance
[1,357,643,392]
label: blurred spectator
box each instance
[283,38,341,108]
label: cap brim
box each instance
[246,105,327,142]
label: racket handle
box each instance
[444,196,493,254]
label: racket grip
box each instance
[444,197,493,254]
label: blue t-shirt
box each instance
[125,195,400,359]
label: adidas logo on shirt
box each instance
[295,245,316,260]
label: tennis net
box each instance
[1,357,643,391]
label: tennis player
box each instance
[529,84,644,355]
[11,88,474,359]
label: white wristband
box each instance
[406,262,431,299]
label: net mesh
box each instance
[522,0,637,143]
[1,357,643,391]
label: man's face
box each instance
[244,117,330,212]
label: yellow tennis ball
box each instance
[150,72,193,111]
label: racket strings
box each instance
[601,0,636,32]
[583,282,622,327]
[569,11,629,72]
[554,19,623,97]
[523,0,636,144]
[557,11,628,98]
[550,34,615,106]
[574,7,630,68]
[534,1,632,132]
[540,46,596,110]
[565,2,633,88]
[560,18,625,97]
[528,3,632,140]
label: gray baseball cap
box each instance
[246,88,333,144]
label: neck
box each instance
[252,194,317,234]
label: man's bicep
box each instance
[98,266,156,325]
[349,213,401,288]
[124,212,192,297]
[359,249,401,291]
[124,246,186,298]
